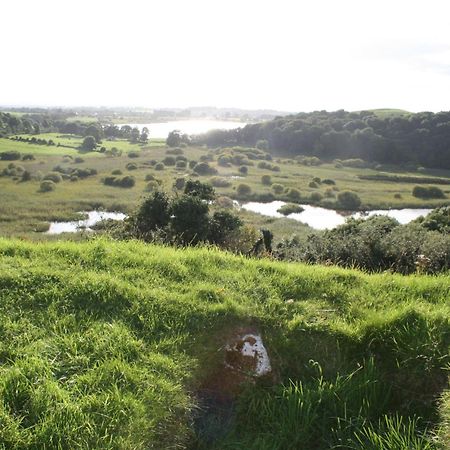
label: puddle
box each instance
[46,211,126,234]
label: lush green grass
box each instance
[0,238,448,449]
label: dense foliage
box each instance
[194,110,450,169]
[126,181,243,245]
[276,207,450,274]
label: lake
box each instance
[118,119,246,139]
[240,201,432,230]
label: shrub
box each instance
[272,183,284,194]
[310,192,323,202]
[21,170,32,182]
[22,153,35,161]
[128,151,140,158]
[174,177,186,190]
[255,139,269,150]
[39,180,56,192]
[200,153,214,162]
[298,156,322,166]
[146,180,160,192]
[337,191,361,209]
[163,156,176,166]
[155,162,165,171]
[309,181,319,188]
[261,175,272,185]
[341,158,369,168]
[184,180,215,200]
[112,169,123,175]
[175,160,187,169]
[189,160,197,169]
[412,185,446,199]
[166,147,184,155]
[210,176,232,188]
[74,157,84,163]
[193,162,217,176]
[287,188,301,201]
[312,177,321,183]
[170,195,210,244]
[277,204,305,215]
[236,183,252,196]
[324,188,336,198]
[216,196,234,209]
[126,163,138,171]
[135,191,171,236]
[70,175,79,182]
[0,151,21,161]
[238,165,248,175]
[208,211,242,245]
[218,155,232,167]
[103,175,136,188]
[43,172,63,183]
[394,193,402,199]
[322,178,336,185]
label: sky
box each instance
[1,0,450,112]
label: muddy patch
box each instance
[194,327,273,443]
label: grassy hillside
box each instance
[0,239,449,449]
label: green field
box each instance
[0,238,448,449]
[0,133,449,239]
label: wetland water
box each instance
[47,211,126,234]
[118,120,245,138]
[240,201,432,230]
[46,204,433,234]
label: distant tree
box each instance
[129,127,141,143]
[81,136,97,151]
[140,127,149,143]
[166,130,182,147]
[84,125,102,143]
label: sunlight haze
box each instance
[1,0,450,112]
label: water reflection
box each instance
[241,201,432,230]
[47,211,126,234]
[118,120,245,139]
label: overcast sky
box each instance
[1,0,449,112]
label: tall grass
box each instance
[0,238,448,448]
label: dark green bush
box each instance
[43,172,63,183]
[0,151,21,160]
[126,163,138,171]
[412,185,446,199]
[210,177,232,188]
[337,191,361,209]
[193,162,217,176]
[236,183,252,196]
[261,175,272,185]
[163,156,176,166]
[39,180,56,192]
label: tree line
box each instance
[193,110,450,169]
[0,112,148,144]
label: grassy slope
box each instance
[0,238,448,449]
